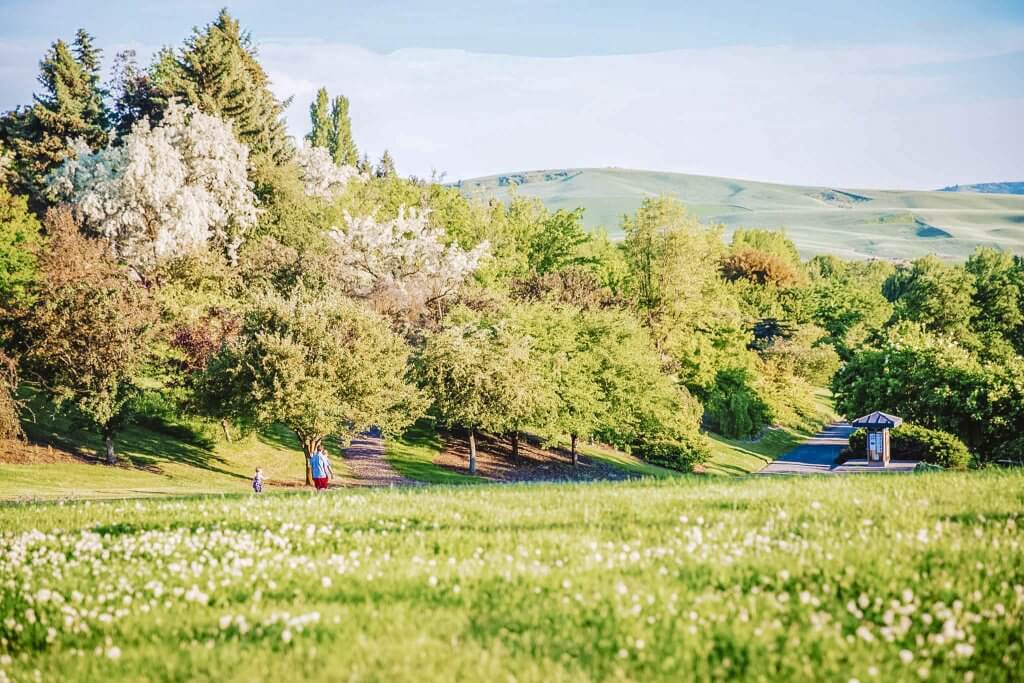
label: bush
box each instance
[849,423,971,470]
[635,436,710,472]
[706,368,773,438]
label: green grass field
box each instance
[459,168,1024,260]
[1,472,1020,681]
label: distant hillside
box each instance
[939,182,1024,195]
[457,168,1024,260]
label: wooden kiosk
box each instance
[851,411,903,467]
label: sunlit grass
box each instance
[0,471,1020,681]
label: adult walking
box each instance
[310,445,334,492]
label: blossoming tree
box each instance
[47,101,257,271]
[328,207,488,321]
[293,143,359,199]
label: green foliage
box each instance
[307,88,359,166]
[849,424,971,469]
[884,255,977,339]
[376,150,396,178]
[108,49,167,138]
[0,187,40,308]
[805,257,894,358]
[730,228,801,267]
[832,322,1024,460]
[965,247,1024,351]
[13,210,158,461]
[622,195,700,313]
[0,31,109,211]
[416,306,552,438]
[634,437,709,472]
[198,288,425,479]
[156,9,291,164]
[526,208,593,275]
[705,368,773,438]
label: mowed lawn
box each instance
[1,472,1021,681]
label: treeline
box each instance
[0,10,1021,480]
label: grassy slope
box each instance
[459,168,1024,259]
[1,472,1021,681]
[0,403,350,499]
[384,421,479,485]
[4,386,834,499]
[385,422,678,483]
[704,389,838,476]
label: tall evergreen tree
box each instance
[0,30,109,212]
[157,9,291,163]
[329,94,358,166]
[306,88,333,150]
[306,88,358,166]
[376,149,396,178]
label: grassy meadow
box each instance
[1,471,1021,681]
[459,168,1024,259]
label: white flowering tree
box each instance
[293,143,359,199]
[47,101,257,269]
[328,207,488,318]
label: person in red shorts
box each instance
[310,445,333,492]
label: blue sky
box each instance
[1,1,1022,187]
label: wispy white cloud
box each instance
[260,36,1024,188]
[3,32,1021,189]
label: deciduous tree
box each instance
[48,101,257,272]
[14,209,158,463]
[198,289,424,483]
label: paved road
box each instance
[759,422,853,475]
[759,422,917,475]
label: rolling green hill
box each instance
[458,168,1024,259]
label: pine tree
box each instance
[0,30,109,212]
[376,149,396,178]
[157,9,291,163]
[356,152,372,175]
[329,94,358,166]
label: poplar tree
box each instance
[306,88,358,166]
[307,88,332,150]
[329,94,358,165]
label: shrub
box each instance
[849,423,970,470]
[635,436,710,472]
[706,368,773,438]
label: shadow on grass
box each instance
[255,423,303,451]
[21,398,246,480]
[387,421,479,485]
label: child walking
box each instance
[252,467,264,494]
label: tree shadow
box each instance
[21,399,247,480]
[255,423,303,451]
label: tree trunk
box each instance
[571,434,579,467]
[468,427,477,475]
[298,432,323,486]
[221,419,232,443]
[104,431,116,466]
[510,431,519,459]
